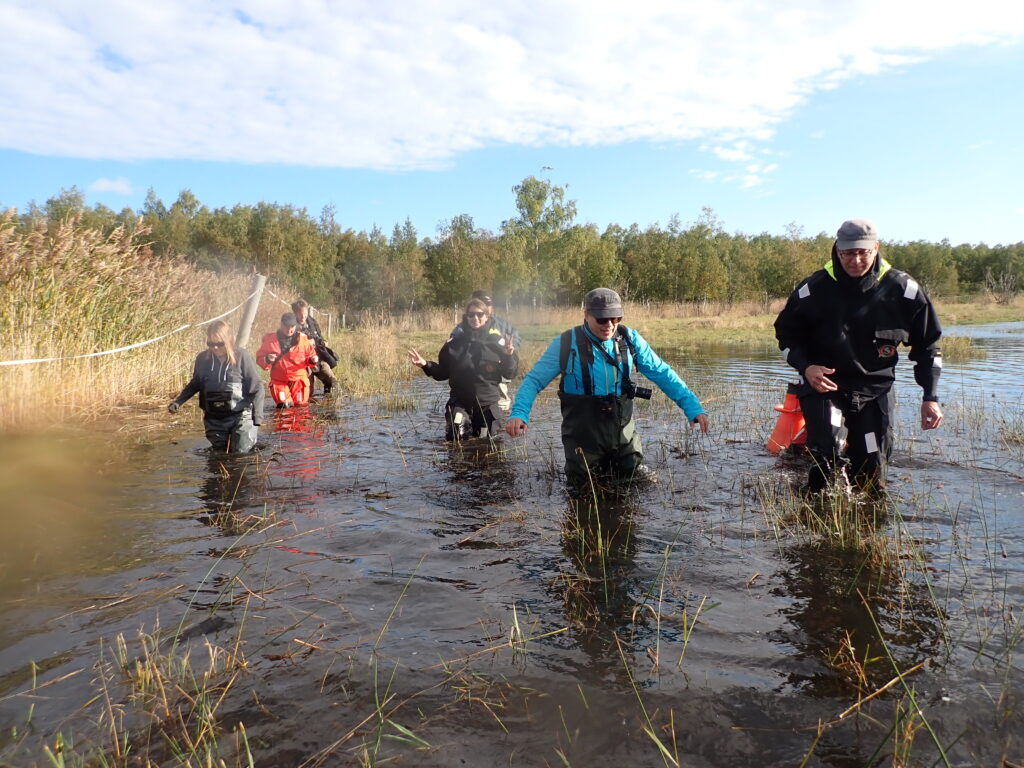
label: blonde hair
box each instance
[206,320,237,367]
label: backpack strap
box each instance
[558,326,593,396]
[617,325,635,374]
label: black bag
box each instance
[317,344,338,368]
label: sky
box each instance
[2,0,1023,246]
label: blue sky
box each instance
[2,1,1022,246]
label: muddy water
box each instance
[1,324,1023,767]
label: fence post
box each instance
[327,312,333,337]
[235,274,267,349]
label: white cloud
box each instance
[89,176,132,194]
[1,0,1022,170]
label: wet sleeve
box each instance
[421,342,451,381]
[254,335,275,370]
[172,355,204,405]
[907,292,942,401]
[774,289,812,375]
[630,330,705,421]
[509,336,562,424]
[500,349,519,380]
[239,351,266,425]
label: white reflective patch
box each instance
[782,347,790,362]
[830,406,842,428]
[864,432,879,454]
[798,284,810,299]
[934,355,943,368]
[904,279,919,300]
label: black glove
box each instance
[167,402,180,414]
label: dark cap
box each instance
[280,312,298,327]
[836,219,879,251]
[584,288,623,319]
[471,290,493,305]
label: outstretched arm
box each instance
[630,330,706,422]
[507,336,562,427]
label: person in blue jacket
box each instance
[505,288,709,487]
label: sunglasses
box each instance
[594,316,622,325]
[466,312,488,319]
[207,341,225,348]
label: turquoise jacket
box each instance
[510,324,705,424]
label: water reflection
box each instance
[196,453,269,532]
[550,492,645,681]
[771,532,945,699]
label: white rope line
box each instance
[0,289,259,368]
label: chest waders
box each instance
[201,363,258,453]
[557,326,644,486]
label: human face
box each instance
[207,339,227,359]
[280,323,297,336]
[465,309,489,329]
[837,243,878,278]
[296,307,308,323]
[585,311,622,341]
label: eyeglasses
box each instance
[594,316,622,326]
[838,248,875,259]
[466,312,488,319]
[207,341,225,348]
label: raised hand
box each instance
[408,348,427,367]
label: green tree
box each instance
[501,176,577,301]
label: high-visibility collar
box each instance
[825,257,892,280]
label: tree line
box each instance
[10,178,1023,311]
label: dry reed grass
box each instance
[0,214,297,431]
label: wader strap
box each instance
[574,326,594,396]
[558,327,594,396]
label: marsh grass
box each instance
[755,474,905,569]
[939,335,987,363]
[25,616,255,768]
[0,214,297,431]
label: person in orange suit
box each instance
[256,312,319,407]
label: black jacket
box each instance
[297,314,325,346]
[172,349,266,425]
[774,250,942,400]
[422,319,519,408]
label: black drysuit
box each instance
[774,248,942,490]
[420,319,519,440]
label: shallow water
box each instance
[1,324,1023,767]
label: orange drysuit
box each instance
[256,331,319,406]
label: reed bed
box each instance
[0,215,295,431]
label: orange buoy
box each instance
[767,386,806,455]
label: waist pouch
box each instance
[205,388,236,416]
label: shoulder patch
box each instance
[904,279,919,300]
[798,284,810,299]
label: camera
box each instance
[629,384,653,400]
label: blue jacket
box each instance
[510,324,705,424]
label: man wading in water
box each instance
[774,218,944,495]
[505,288,709,490]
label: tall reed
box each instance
[0,214,292,430]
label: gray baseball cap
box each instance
[584,288,623,319]
[836,218,879,251]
